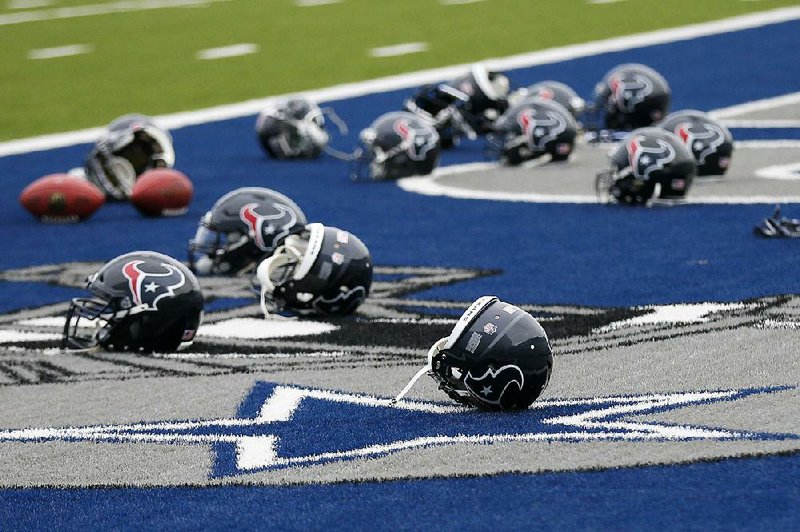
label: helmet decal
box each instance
[313,286,368,315]
[240,203,296,251]
[518,108,567,150]
[393,119,437,161]
[628,135,676,180]
[533,87,555,101]
[674,121,725,164]
[464,365,525,408]
[610,73,653,113]
[122,260,187,310]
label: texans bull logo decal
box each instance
[609,74,653,112]
[518,108,567,150]
[240,203,297,252]
[464,365,525,408]
[122,260,186,310]
[394,119,437,161]
[674,121,726,165]
[628,135,676,180]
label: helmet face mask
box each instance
[62,251,203,353]
[85,114,175,200]
[256,223,373,317]
[188,187,307,276]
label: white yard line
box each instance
[369,42,429,58]
[27,44,93,59]
[7,0,54,8]
[0,0,229,26]
[196,43,258,60]
[1,7,799,157]
[440,0,487,5]
[295,0,341,6]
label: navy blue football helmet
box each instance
[189,187,307,276]
[592,64,671,133]
[658,110,734,176]
[394,296,554,410]
[509,80,586,121]
[255,223,373,317]
[352,112,441,181]
[595,127,696,206]
[487,97,578,165]
[404,64,510,148]
[63,251,203,353]
[255,98,348,159]
[85,114,175,200]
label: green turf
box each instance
[1,0,797,141]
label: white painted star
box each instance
[640,155,652,165]
[144,282,159,293]
[480,386,493,396]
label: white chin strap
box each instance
[255,243,304,318]
[391,337,448,403]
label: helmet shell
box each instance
[188,187,307,275]
[491,98,578,165]
[594,63,671,130]
[63,251,203,352]
[602,127,697,205]
[255,98,329,159]
[356,111,441,180]
[264,223,373,317]
[430,296,553,410]
[658,109,734,176]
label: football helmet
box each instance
[595,127,696,206]
[63,251,203,353]
[351,111,441,181]
[509,80,586,121]
[487,97,578,165]
[450,64,511,134]
[593,63,671,131]
[255,223,372,317]
[85,114,176,200]
[658,110,734,176]
[255,98,348,159]
[188,187,307,276]
[403,83,476,149]
[394,296,554,410]
[404,64,510,148]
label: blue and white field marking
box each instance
[0,381,793,478]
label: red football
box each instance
[131,169,193,217]
[19,173,105,223]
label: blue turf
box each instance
[0,17,798,529]
[2,453,798,531]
